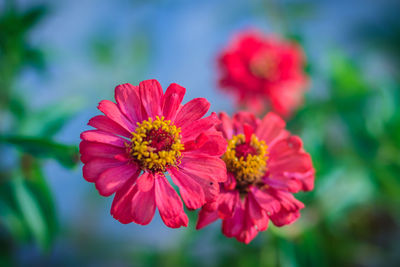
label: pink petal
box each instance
[267,188,304,226]
[179,168,220,204]
[217,112,233,139]
[111,179,138,224]
[184,134,227,157]
[136,172,155,192]
[180,155,227,182]
[161,83,186,121]
[250,186,281,214]
[196,208,219,230]
[115,83,144,124]
[79,141,125,163]
[255,112,287,146]
[169,168,205,210]
[246,193,269,231]
[181,112,219,140]
[98,100,135,132]
[139,79,163,119]
[232,111,259,135]
[95,164,140,196]
[131,180,156,225]
[80,130,127,147]
[218,190,239,219]
[269,153,313,175]
[174,98,210,128]
[88,115,131,138]
[222,200,244,237]
[82,158,126,182]
[154,174,188,228]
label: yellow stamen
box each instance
[222,134,268,185]
[129,116,184,172]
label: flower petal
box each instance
[255,112,287,146]
[95,164,140,196]
[196,208,219,230]
[218,190,239,219]
[115,83,144,124]
[250,186,281,214]
[222,200,244,238]
[137,171,155,192]
[217,112,233,139]
[181,112,219,140]
[180,155,227,182]
[169,168,205,210]
[79,141,125,163]
[82,158,126,182]
[131,179,156,225]
[98,100,135,132]
[247,192,269,231]
[111,179,138,224]
[139,79,163,119]
[80,130,127,147]
[162,83,186,121]
[154,174,188,228]
[88,115,131,138]
[184,134,227,157]
[174,98,210,127]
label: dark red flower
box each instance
[218,31,308,117]
[196,111,314,243]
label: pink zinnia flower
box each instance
[218,30,308,117]
[80,79,227,228]
[196,111,314,243]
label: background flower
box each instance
[218,31,308,117]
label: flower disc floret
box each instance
[129,116,184,172]
[222,133,268,188]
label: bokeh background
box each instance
[1,0,400,266]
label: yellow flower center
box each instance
[129,116,184,173]
[222,134,268,188]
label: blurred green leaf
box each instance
[18,98,82,137]
[0,136,79,169]
[22,155,58,246]
[10,172,48,250]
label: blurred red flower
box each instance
[196,111,314,243]
[80,79,227,228]
[218,31,309,117]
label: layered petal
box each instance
[98,100,135,132]
[174,98,210,128]
[180,155,227,182]
[169,167,205,210]
[139,79,163,119]
[79,141,125,163]
[95,164,140,196]
[115,83,143,124]
[80,130,126,147]
[161,83,186,121]
[154,174,188,228]
[88,115,131,138]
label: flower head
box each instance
[218,30,308,117]
[196,111,314,243]
[80,79,227,228]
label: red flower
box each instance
[218,31,308,117]
[196,111,314,243]
[80,79,227,228]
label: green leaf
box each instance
[22,156,58,244]
[10,172,48,250]
[0,136,79,169]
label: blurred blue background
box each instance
[1,0,400,266]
